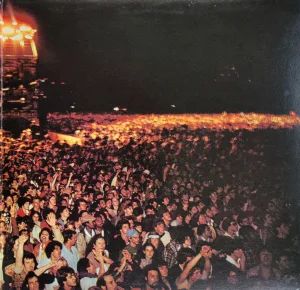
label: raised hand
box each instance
[47,213,57,228]
[18,235,28,245]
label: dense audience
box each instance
[1,114,300,290]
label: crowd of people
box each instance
[1,114,300,290]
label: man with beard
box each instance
[143,265,168,290]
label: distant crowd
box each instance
[1,116,300,290]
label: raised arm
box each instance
[15,235,28,273]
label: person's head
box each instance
[49,195,57,206]
[97,271,118,290]
[276,253,290,271]
[45,240,62,259]
[222,218,238,233]
[39,228,53,244]
[117,219,130,235]
[144,265,161,289]
[56,266,77,289]
[77,258,96,275]
[32,197,41,210]
[197,224,211,238]
[22,271,39,290]
[126,229,140,246]
[153,219,165,235]
[263,213,273,225]
[58,206,70,219]
[63,230,76,246]
[157,260,168,278]
[124,203,133,216]
[274,221,289,237]
[259,248,273,266]
[177,248,195,265]
[0,220,5,235]
[143,243,155,260]
[22,252,37,273]
[94,212,106,229]
[198,214,207,225]
[223,241,244,260]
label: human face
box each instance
[146,270,159,288]
[144,245,154,259]
[163,212,172,222]
[104,274,118,290]
[260,250,272,266]
[130,235,140,246]
[112,198,119,207]
[62,208,70,218]
[51,245,61,260]
[229,221,238,232]
[49,196,56,206]
[94,238,106,252]
[40,230,50,243]
[121,224,129,235]
[155,223,165,235]
[233,249,243,259]
[33,199,40,210]
[79,202,87,211]
[70,234,77,246]
[0,222,5,235]
[65,272,77,287]
[24,258,35,273]
[125,206,133,216]
[95,217,104,228]
[28,276,39,290]
[278,256,289,270]
[278,223,289,235]
[158,265,168,277]
[150,238,159,249]
[23,202,30,211]
[5,196,13,207]
[106,200,112,208]
[87,261,96,274]
[32,214,39,224]
[198,214,207,225]
[0,235,6,250]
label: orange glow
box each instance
[11,34,23,41]
[20,25,31,32]
[2,26,15,35]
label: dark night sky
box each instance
[8,0,300,113]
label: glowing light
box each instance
[2,26,15,35]
[20,40,24,47]
[24,35,32,39]
[29,81,37,85]
[0,21,4,25]
[11,34,23,41]
[20,25,31,32]
[113,107,120,111]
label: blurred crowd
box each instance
[1,114,300,290]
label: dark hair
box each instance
[62,230,76,243]
[177,248,195,264]
[197,224,209,236]
[153,219,164,229]
[39,227,54,241]
[42,208,55,220]
[30,210,42,222]
[77,258,90,273]
[22,252,38,269]
[56,266,76,286]
[117,219,130,231]
[222,218,235,232]
[85,234,105,256]
[21,271,40,290]
[56,206,68,218]
[45,241,62,258]
[223,240,243,255]
[97,270,115,287]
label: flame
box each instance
[2,26,15,35]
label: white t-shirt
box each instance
[80,277,98,290]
